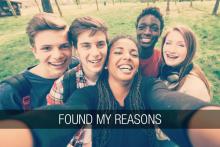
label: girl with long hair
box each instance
[160,26,211,102]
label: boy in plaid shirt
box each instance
[46,16,109,147]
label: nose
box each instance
[167,45,176,53]
[123,51,131,60]
[143,26,152,35]
[91,46,101,58]
[52,48,64,59]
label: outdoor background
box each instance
[0,0,219,104]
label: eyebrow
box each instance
[130,48,138,52]
[113,46,123,50]
[139,22,159,26]
[41,44,51,46]
[176,41,185,43]
[97,40,106,43]
[79,42,91,45]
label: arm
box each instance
[188,106,220,147]
[0,86,94,146]
[0,120,33,147]
[147,80,219,146]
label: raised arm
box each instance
[147,79,220,146]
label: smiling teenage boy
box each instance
[0,13,72,110]
[47,16,108,105]
[46,16,108,147]
[136,7,164,77]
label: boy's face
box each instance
[136,15,161,50]
[32,29,72,78]
[76,30,107,77]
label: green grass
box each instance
[0,1,219,103]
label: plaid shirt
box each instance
[46,64,92,147]
[46,64,89,105]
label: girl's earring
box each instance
[104,66,108,69]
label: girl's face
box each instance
[107,38,139,83]
[163,30,187,67]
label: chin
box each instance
[140,43,154,49]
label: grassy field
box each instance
[0,1,219,103]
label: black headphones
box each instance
[160,63,193,90]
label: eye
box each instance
[81,43,91,49]
[150,25,159,32]
[137,25,145,30]
[131,50,139,57]
[177,43,185,47]
[97,41,106,49]
[113,48,122,55]
[41,46,51,51]
[60,43,71,50]
[165,41,171,45]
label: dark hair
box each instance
[95,35,150,147]
[98,35,143,110]
[136,7,164,34]
[26,12,68,47]
[68,16,109,48]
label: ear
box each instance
[106,61,109,69]
[75,47,79,57]
[32,47,38,59]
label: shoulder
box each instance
[179,74,211,102]
[0,82,15,94]
[182,73,207,91]
[154,49,161,56]
[0,82,21,109]
[0,73,28,95]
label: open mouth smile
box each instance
[118,64,134,74]
[166,53,179,60]
[88,58,102,64]
[49,59,67,67]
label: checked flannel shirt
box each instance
[46,64,89,105]
[46,64,92,147]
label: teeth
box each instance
[167,54,178,59]
[90,59,101,64]
[142,38,151,42]
[120,68,131,73]
[50,61,65,66]
[119,65,132,70]
[118,65,133,73]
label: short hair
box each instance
[136,7,164,33]
[26,12,68,47]
[68,16,109,48]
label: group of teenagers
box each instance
[0,6,219,147]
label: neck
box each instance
[83,69,100,84]
[108,77,131,106]
[29,65,59,79]
[140,46,154,59]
